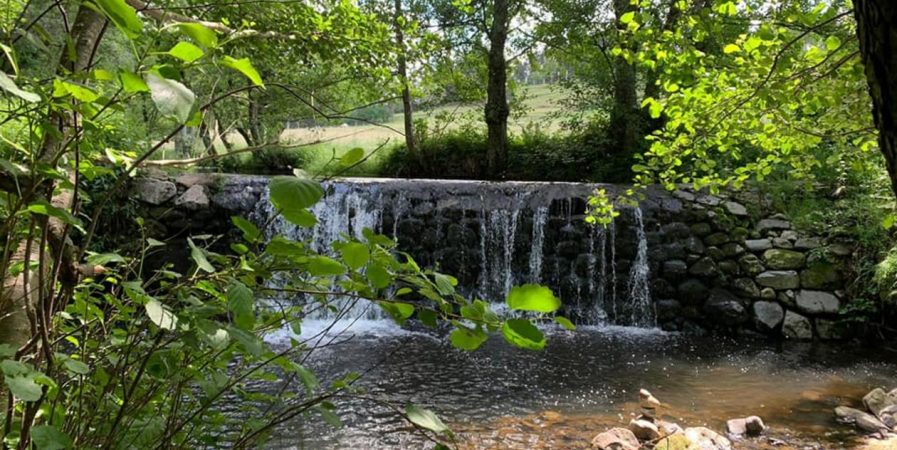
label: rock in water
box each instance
[863,388,897,428]
[683,427,732,450]
[726,416,766,436]
[639,388,662,418]
[629,418,662,441]
[591,427,640,450]
[835,406,891,433]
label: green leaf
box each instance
[340,148,365,167]
[31,425,72,450]
[381,302,414,324]
[168,41,204,63]
[27,200,82,228]
[178,23,219,48]
[506,284,561,313]
[5,375,42,401]
[62,359,89,375]
[188,238,215,273]
[339,242,370,270]
[0,72,40,102]
[86,252,125,266]
[120,70,149,93]
[0,344,14,358]
[232,216,261,242]
[824,35,842,51]
[449,326,487,351]
[222,56,264,87]
[723,44,740,54]
[227,281,255,330]
[318,405,342,428]
[406,404,449,434]
[308,256,345,276]
[553,316,576,331]
[145,299,177,330]
[418,309,438,328]
[146,72,195,123]
[94,0,143,39]
[883,214,897,230]
[366,263,392,289]
[269,176,324,227]
[297,365,319,393]
[619,12,635,24]
[501,319,546,350]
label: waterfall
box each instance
[253,179,656,328]
[528,207,548,283]
[626,207,654,327]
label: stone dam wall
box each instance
[130,172,854,339]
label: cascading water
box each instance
[626,207,654,327]
[253,179,655,328]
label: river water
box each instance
[265,319,896,449]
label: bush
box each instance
[377,121,633,182]
[216,146,312,174]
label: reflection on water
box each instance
[265,323,896,449]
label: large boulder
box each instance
[863,388,897,428]
[174,185,210,211]
[782,311,812,339]
[756,271,800,289]
[763,249,806,270]
[795,290,840,315]
[132,178,177,205]
[753,301,784,330]
[704,289,747,326]
[683,427,732,450]
[835,406,891,433]
[591,427,640,450]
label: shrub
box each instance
[216,146,312,174]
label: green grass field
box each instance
[187,84,573,175]
[276,84,571,174]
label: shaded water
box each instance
[266,322,896,449]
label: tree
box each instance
[485,0,512,176]
[854,0,897,200]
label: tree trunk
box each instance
[1,6,105,352]
[394,0,417,156]
[485,0,510,178]
[608,0,640,155]
[248,91,262,146]
[854,0,897,200]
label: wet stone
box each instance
[724,201,748,216]
[738,254,765,275]
[733,278,760,298]
[744,239,772,252]
[718,260,740,275]
[684,236,706,254]
[757,218,792,233]
[783,311,812,339]
[704,232,730,247]
[690,222,713,236]
[689,257,719,277]
[795,290,840,314]
[753,301,784,330]
[763,249,806,270]
[757,270,799,289]
[664,260,688,277]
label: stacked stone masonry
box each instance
[131,172,853,340]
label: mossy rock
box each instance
[763,249,806,270]
[800,261,842,289]
[654,434,692,450]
